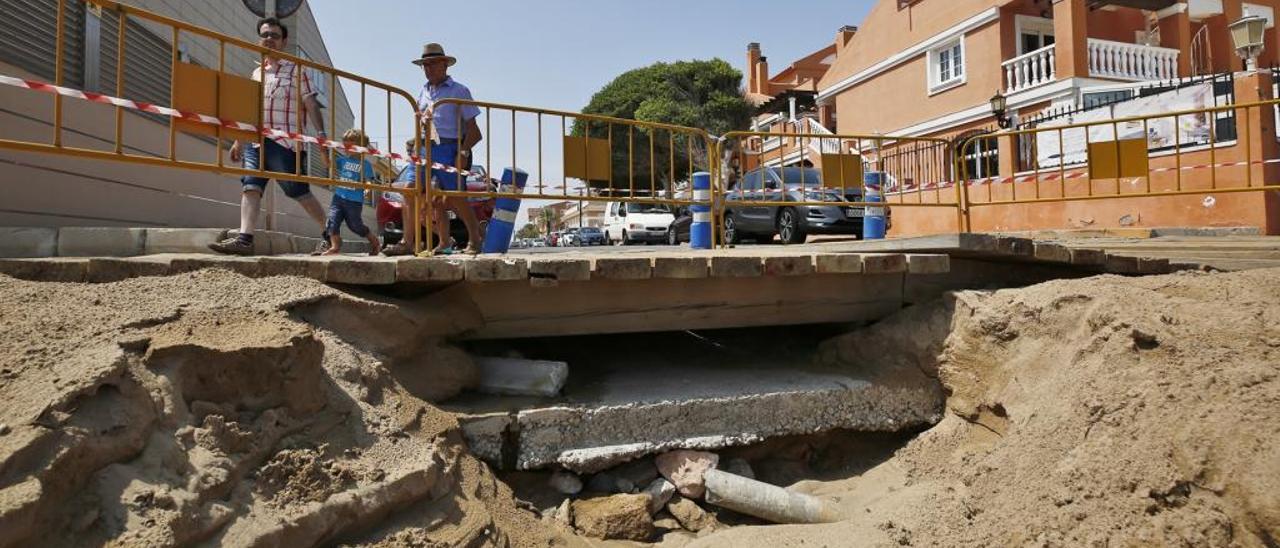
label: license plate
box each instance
[845,207,864,216]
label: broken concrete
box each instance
[474,357,569,397]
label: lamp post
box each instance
[989,90,1010,129]
[1229,14,1267,71]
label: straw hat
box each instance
[412,43,456,66]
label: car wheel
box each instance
[723,213,741,245]
[777,207,806,245]
[667,227,678,246]
[620,230,630,246]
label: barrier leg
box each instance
[481,168,528,254]
[690,171,712,250]
[862,171,887,240]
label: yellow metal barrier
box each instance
[718,129,963,244]
[0,0,429,250]
[956,97,1280,215]
[424,98,719,249]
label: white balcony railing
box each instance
[1003,44,1056,93]
[1087,38,1179,82]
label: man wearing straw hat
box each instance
[409,42,485,255]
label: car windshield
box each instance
[625,203,671,214]
[580,227,602,234]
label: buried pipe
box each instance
[703,468,844,524]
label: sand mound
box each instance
[694,268,1280,547]
[0,269,568,547]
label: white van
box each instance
[603,202,675,245]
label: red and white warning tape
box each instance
[0,74,479,177]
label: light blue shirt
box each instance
[333,154,375,202]
[417,76,481,140]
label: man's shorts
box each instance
[241,139,311,199]
[413,141,469,192]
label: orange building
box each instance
[811,0,1280,235]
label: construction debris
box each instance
[703,468,843,524]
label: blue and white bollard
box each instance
[481,168,528,254]
[690,171,712,249]
[862,171,887,240]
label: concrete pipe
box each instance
[703,468,843,524]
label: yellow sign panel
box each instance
[1088,138,1148,179]
[820,153,863,188]
[173,62,260,142]
[563,135,611,182]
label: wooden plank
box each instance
[463,274,905,339]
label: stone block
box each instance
[86,257,174,283]
[325,257,396,285]
[995,236,1035,257]
[0,258,88,282]
[593,258,652,280]
[906,254,950,274]
[814,254,863,274]
[1032,242,1072,263]
[474,357,569,397]
[1069,248,1107,266]
[464,258,528,282]
[57,227,146,257]
[861,253,907,274]
[653,257,708,279]
[0,227,57,258]
[169,256,263,278]
[257,256,327,280]
[143,228,227,255]
[762,255,814,276]
[396,257,464,283]
[528,259,592,285]
[457,413,513,465]
[710,256,762,277]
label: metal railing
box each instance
[957,96,1280,214]
[0,0,429,248]
[719,130,963,243]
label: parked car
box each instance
[667,205,692,245]
[561,227,581,247]
[603,201,675,245]
[547,231,562,247]
[577,226,607,246]
[382,164,497,250]
[722,166,870,245]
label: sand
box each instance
[687,268,1280,547]
[0,269,575,547]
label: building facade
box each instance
[0,0,359,235]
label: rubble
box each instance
[571,493,654,541]
[656,450,719,499]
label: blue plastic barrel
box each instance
[862,171,887,240]
[481,168,528,254]
[690,171,712,249]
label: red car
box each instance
[378,165,496,249]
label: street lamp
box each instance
[989,90,1010,129]
[1229,14,1267,71]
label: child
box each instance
[321,129,380,256]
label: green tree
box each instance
[515,223,540,240]
[572,59,751,193]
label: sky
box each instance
[308,0,876,227]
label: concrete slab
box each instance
[762,256,815,276]
[461,365,943,472]
[457,413,514,465]
[814,254,863,274]
[1069,248,1107,266]
[143,228,227,255]
[1032,242,1073,263]
[995,236,1035,257]
[169,256,264,278]
[396,257,464,283]
[0,258,88,282]
[906,254,950,274]
[57,227,146,257]
[653,257,708,279]
[0,227,57,258]
[593,258,653,280]
[291,235,325,255]
[326,257,397,285]
[465,257,529,282]
[710,256,762,278]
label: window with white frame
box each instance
[928,38,965,92]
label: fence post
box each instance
[690,171,712,249]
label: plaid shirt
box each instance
[252,58,316,151]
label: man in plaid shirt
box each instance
[210,17,330,256]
